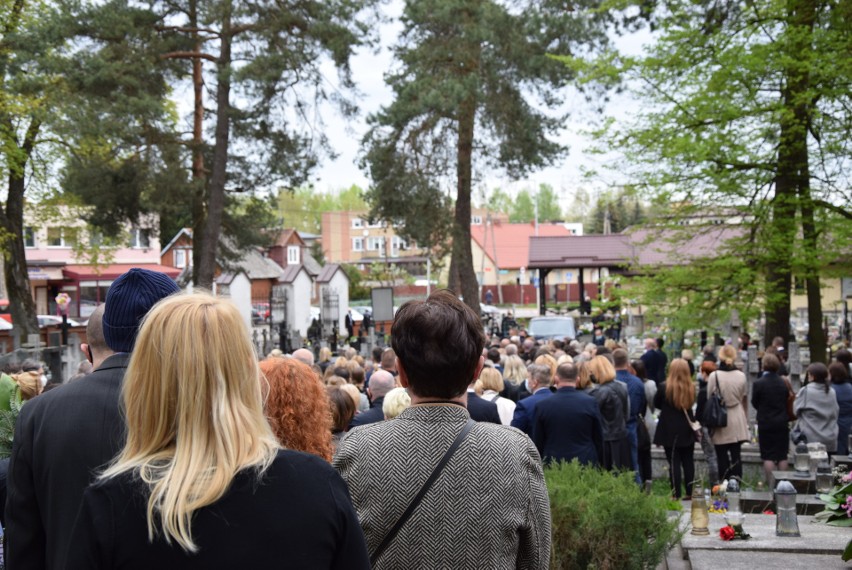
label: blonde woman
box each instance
[653,359,697,499]
[382,387,412,420]
[707,344,749,481]
[478,367,517,426]
[587,356,631,471]
[502,354,527,386]
[66,293,369,569]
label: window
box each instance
[794,276,806,295]
[174,248,190,269]
[24,226,35,248]
[352,237,364,252]
[366,219,384,229]
[471,215,483,225]
[287,245,300,264]
[391,236,407,256]
[89,230,103,247]
[47,227,76,248]
[351,217,364,229]
[367,236,384,252]
[129,228,150,249]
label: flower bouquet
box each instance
[815,468,852,561]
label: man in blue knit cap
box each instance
[6,268,179,570]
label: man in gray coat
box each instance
[333,289,551,569]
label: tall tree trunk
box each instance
[2,158,39,339]
[196,4,232,289]
[454,94,480,316]
[787,0,824,361]
[189,0,206,285]
[0,0,38,337]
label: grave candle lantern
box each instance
[793,442,810,473]
[775,480,800,537]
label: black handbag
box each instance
[701,372,728,429]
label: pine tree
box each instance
[363,0,613,315]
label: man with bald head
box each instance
[291,348,315,367]
[80,305,113,371]
[350,370,395,428]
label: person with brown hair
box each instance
[260,357,335,462]
[751,353,791,482]
[793,362,839,451]
[333,289,550,569]
[654,359,698,499]
[328,387,356,452]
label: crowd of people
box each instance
[0,267,850,568]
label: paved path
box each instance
[662,511,851,569]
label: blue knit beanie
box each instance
[102,268,180,353]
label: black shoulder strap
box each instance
[489,393,500,402]
[370,418,476,566]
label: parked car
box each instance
[527,316,576,341]
[37,315,82,328]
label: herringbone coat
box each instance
[333,404,551,570]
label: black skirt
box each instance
[758,425,790,461]
[602,437,633,471]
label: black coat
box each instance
[653,382,697,448]
[349,396,386,429]
[752,372,790,428]
[641,350,668,384]
[66,450,370,569]
[532,387,603,466]
[466,391,502,424]
[6,353,130,570]
[590,381,629,441]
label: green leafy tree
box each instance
[482,187,513,217]
[586,186,646,234]
[75,0,378,288]
[362,0,613,315]
[583,0,851,357]
[0,0,175,336]
[511,184,564,223]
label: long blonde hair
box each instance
[101,293,279,552]
[665,359,695,411]
[502,354,527,385]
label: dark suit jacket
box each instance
[532,387,603,466]
[466,391,501,424]
[349,396,386,428]
[510,388,553,436]
[6,353,130,570]
[66,450,369,570]
[641,350,667,384]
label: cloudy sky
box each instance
[306,3,653,209]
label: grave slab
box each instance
[688,550,848,570]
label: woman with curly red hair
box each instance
[260,357,334,462]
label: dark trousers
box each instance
[715,442,743,481]
[638,445,653,483]
[664,445,695,499]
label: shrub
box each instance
[546,461,682,570]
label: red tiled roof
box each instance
[471,222,576,269]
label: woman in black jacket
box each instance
[67,294,369,570]
[751,353,791,484]
[654,359,698,500]
[588,356,632,471]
